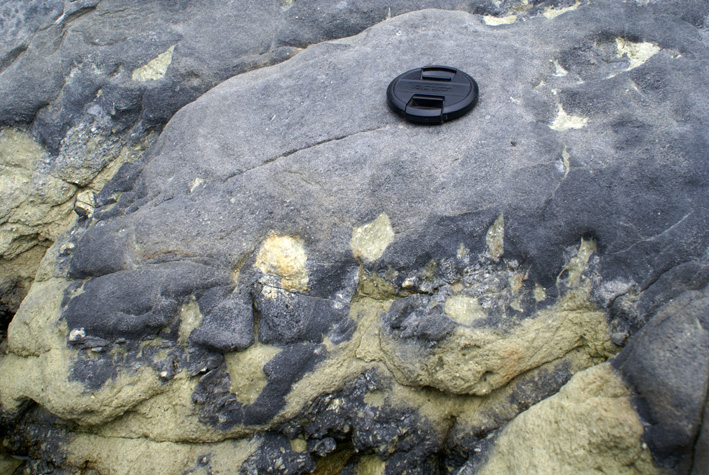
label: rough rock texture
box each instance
[0,0,547,328]
[466,363,658,474]
[1,0,709,473]
[613,286,709,474]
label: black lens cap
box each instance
[387,66,478,125]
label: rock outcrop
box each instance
[1,0,708,473]
[0,0,538,328]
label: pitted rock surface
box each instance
[1,1,709,473]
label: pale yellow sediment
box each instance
[550,104,588,131]
[351,213,395,263]
[483,14,517,26]
[357,455,386,475]
[255,234,309,291]
[67,433,259,475]
[616,38,660,70]
[444,295,486,326]
[225,343,281,405]
[131,45,176,81]
[486,214,504,261]
[178,297,203,346]
[543,0,581,19]
[478,363,660,474]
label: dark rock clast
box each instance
[195,344,325,429]
[613,286,709,473]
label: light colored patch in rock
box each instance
[73,190,95,218]
[457,243,469,260]
[0,128,43,170]
[357,455,386,475]
[131,45,176,81]
[351,213,395,263]
[483,14,517,26]
[543,0,581,19]
[616,37,660,70]
[313,444,355,474]
[561,146,571,176]
[560,238,596,287]
[380,238,616,396]
[477,363,660,474]
[485,214,504,261]
[67,432,259,475]
[93,369,251,443]
[0,245,51,314]
[444,295,486,326]
[190,177,204,193]
[225,343,281,405]
[534,283,547,301]
[0,128,77,260]
[0,273,164,424]
[255,234,309,291]
[552,59,568,76]
[550,104,588,131]
[0,448,21,475]
[280,0,296,11]
[178,297,203,346]
[290,437,307,453]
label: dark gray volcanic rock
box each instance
[1,1,709,473]
[0,0,523,153]
[0,0,564,335]
[613,286,709,473]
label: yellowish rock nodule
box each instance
[550,104,589,131]
[478,363,660,474]
[616,38,660,70]
[483,14,517,26]
[131,45,176,81]
[255,234,309,291]
[351,213,395,263]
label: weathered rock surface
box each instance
[0,0,548,327]
[466,363,658,474]
[1,0,708,473]
[613,286,709,474]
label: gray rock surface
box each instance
[0,0,518,330]
[1,0,708,473]
[613,286,709,473]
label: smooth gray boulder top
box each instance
[2,1,709,473]
[0,0,527,154]
[68,1,708,318]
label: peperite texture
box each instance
[0,0,530,330]
[1,1,709,474]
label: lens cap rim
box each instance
[387,65,479,125]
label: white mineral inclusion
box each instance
[550,104,588,131]
[483,14,517,26]
[351,213,395,263]
[68,328,86,341]
[616,38,660,70]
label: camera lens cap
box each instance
[387,66,478,125]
